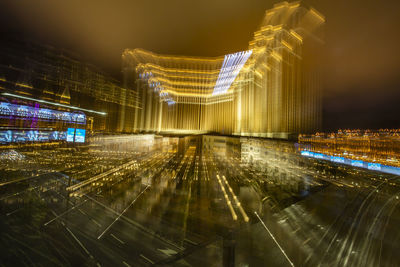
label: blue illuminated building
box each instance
[300,150,400,176]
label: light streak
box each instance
[216,174,237,220]
[43,199,89,226]
[2,93,107,115]
[281,40,293,51]
[254,211,295,267]
[290,30,303,43]
[310,8,325,22]
[222,175,249,222]
[97,185,149,239]
[66,159,138,192]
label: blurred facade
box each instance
[0,38,140,134]
[299,129,400,168]
[123,1,325,138]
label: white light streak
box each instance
[97,185,149,239]
[254,211,295,267]
[213,50,252,95]
[2,93,107,116]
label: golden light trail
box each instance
[216,174,238,221]
[221,175,249,222]
[122,2,324,137]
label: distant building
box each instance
[299,129,400,171]
[123,1,325,138]
[0,38,140,134]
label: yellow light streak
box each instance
[126,48,224,62]
[290,2,300,8]
[254,70,263,78]
[141,63,221,75]
[281,40,293,51]
[271,51,282,61]
[15,83,32,89]
[15,90,32,95]
[310,8,325,22]
[290,30,303,43]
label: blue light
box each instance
[0,130,67,143]
[50,131,59,141]
[66,128,75,142]
[331,156,345,163]
[301,151,310,156]
[351,160,364,167]
[0,130,12,143]
[27,130,39,141]
[314,153,324,159]
[300,149,400,175]
[74,129,86,143]
[0,101,86,124]
[368,163,381,171]
[213,50,252,95]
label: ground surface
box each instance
[0,136,399,266]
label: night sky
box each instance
[1,0,399,131]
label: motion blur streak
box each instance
[1,134,399,266]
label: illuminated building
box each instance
[123,1,325,138]
[0,38,140,134]
[299,129,400,173]
[0,98,86,144]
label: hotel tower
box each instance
[122,1,325,138]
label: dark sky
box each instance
[1,0,399,131]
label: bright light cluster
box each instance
[213,50,252,96]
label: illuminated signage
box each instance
[27,130,39,142]
[0,130,12,143]
[13,131,28,142]
[58,131,67,141]
[66,128,75,142]
[50,131,59,141]
[0,130,67,143]
[331,156,345,163]
[37,131,51,142]
[368,163,381,171]
[301,151,311,156]
[351,160,364,167]
[314,153,324,159]
[0,102,86,124]
[74,129,86,143]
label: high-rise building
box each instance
[123,1,325,138]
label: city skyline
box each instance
[1,1,400,266]
[1,0,399,130]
